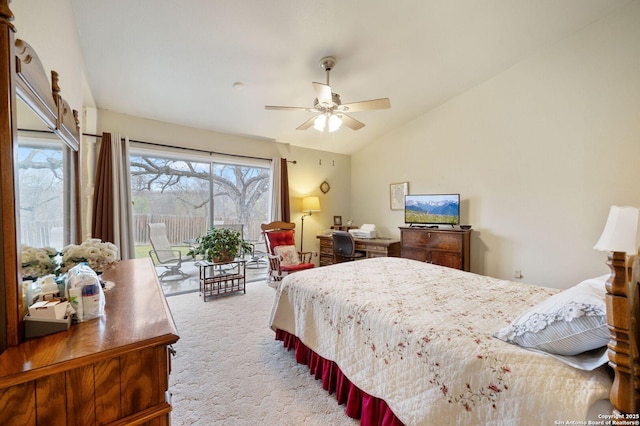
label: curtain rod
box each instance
[83,132,297,164]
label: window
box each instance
[130,148,271,257]
[17,135,66,251]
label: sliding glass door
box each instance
[130,149,270,258]
[211,162,270,241]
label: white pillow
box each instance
[493,275,610,357]
[273,245,301,267]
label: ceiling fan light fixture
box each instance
[313,114,327,131]
[265,56,390,133]
[328,114,342,132]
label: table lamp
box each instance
[593,205,639,415]
[300,196,320,251]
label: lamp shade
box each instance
[593,205,639,253]
[301,196,321,213]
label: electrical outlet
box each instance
[513,270,523,279]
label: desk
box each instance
[316,234,401,266]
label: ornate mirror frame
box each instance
[0,2,80,352]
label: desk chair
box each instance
[332,231,365,262]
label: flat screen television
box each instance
[404,193,460,226]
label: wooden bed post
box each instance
[605,250,639,414]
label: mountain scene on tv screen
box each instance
[405,198,458,224]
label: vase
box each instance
[212,251,234,263]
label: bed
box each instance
[268,256,639,425]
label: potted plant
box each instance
[188,227,252,263]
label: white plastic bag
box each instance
[65,263,105,322]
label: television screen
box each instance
[404,194,460,226]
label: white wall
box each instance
[352,2,640,289]
[12,0,92,115]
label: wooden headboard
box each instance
[605,252,639,414]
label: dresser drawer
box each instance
[430,251,463,269]
[399,227,471,271]
[402,230,462,250]
[319,239,333,255]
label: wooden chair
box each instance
[332,231,366,262]
[261,221,316,282]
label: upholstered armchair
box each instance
[261,221,316,282]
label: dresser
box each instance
[0,258,179,425]
[317,234,401,266]
[399,227,471,271]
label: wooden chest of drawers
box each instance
[0,259,179,425]
[399,227,471,271]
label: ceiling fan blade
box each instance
[312,82,332,107]
[265,105,313,112]
[296,115,319,130]
[339,98,391,112]
[340,114,365,130]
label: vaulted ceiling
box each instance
[70,0,630,154]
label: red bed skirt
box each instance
[275,329,404,426]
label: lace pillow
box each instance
[274,245,301,267]
[493,275,610,357]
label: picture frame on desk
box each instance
[390,181,409,210]
[333,216,342,226]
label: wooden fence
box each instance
[21,220,64,249]
[21,215,266,248]
[134,214,265,245]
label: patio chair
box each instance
[261,221,316,282]
[148,223,191,281]
[245,235,268,269]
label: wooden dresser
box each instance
[0,258,179,425]
[400,227,471,271]
[317,234,401,266]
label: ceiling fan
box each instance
[265,56,391,132]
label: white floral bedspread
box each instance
[268,257,612,426]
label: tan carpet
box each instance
[167,281,359,426]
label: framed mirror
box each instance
[0,15,81,351]
[14,37,81,329]
[17,99,79,252]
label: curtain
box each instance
[280,158,290,222]
[269,157,281,222]
[270,157,291,222]
[63,144,78,245]
[91,133,135,260]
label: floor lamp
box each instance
[593,205,639,415]
[300,196,321,251]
